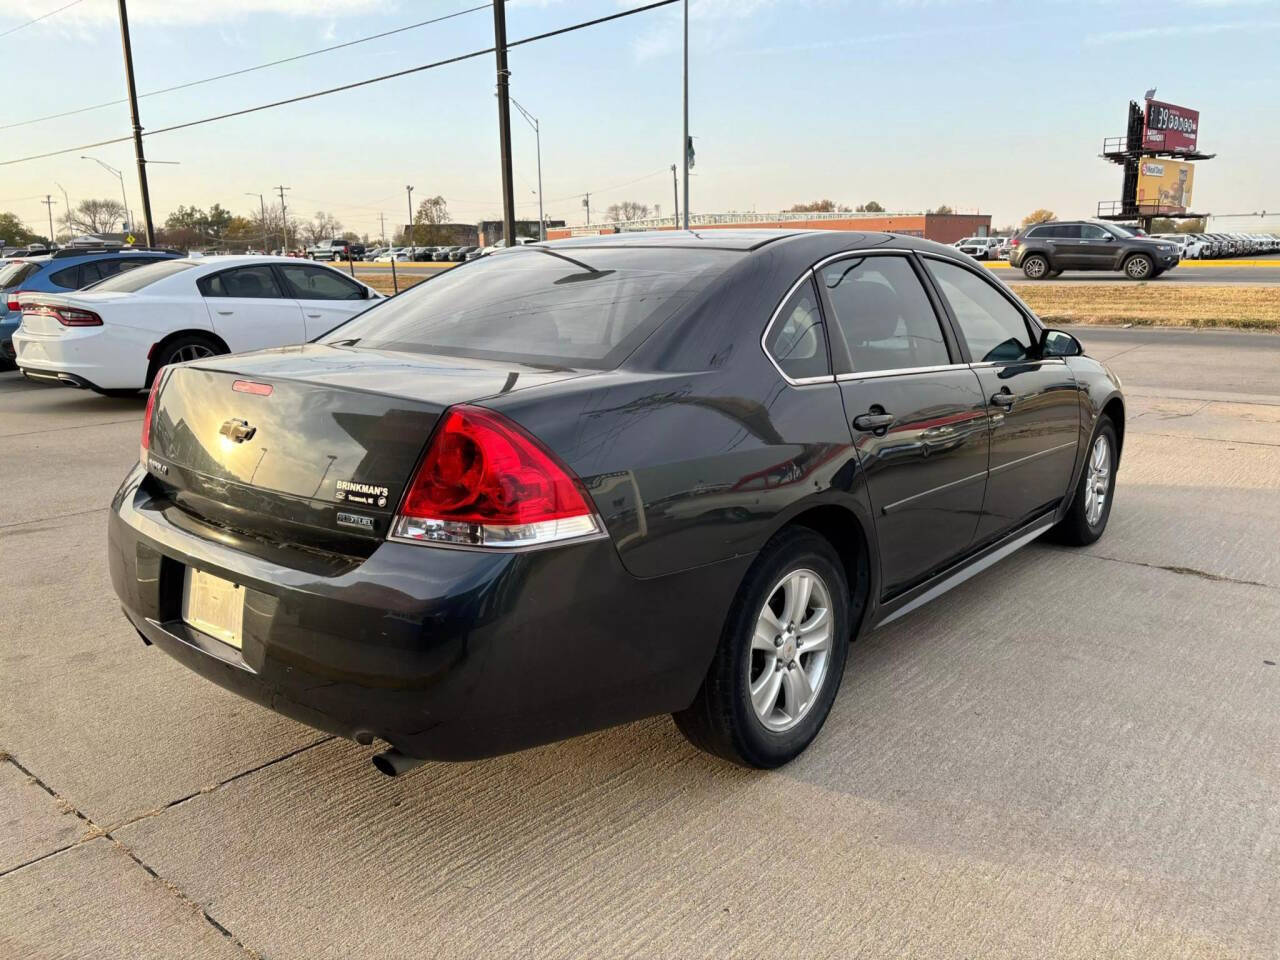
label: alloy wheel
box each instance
[1125,256,1152,279]
[1024,257,1047,279]
[1085,433,1111,526]
[747,568,834,733]
[170,343,216,364]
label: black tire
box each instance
[1021,254,1050,280]
[1047,269,1063,278]
[673,527,850,768]
[1122,253,1154,280]
[149,334,225,385]
[1052,416,1118,546]
[99,388,142,398]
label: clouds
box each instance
[1086,18,1280,44]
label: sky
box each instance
[1,0,1277,240]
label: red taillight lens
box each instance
[393,405,599,548]
[24,303,103,326]
[6,290,23,312]
[140,367,166,463]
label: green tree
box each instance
[409,195,451,245]
[1176,218,1207,233]
[1020,208,1056,227]
[0,212,46,246]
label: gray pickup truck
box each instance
[306,239,352,262]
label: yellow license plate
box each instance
[181,568,245,649]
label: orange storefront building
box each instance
[545,211,992,245]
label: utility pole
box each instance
[492,0,517,247]
[116,0,154,246]
[671,164,679,228]
[245,193,268,252]
[275,185,290,252]
[405,185,414,249]
[41,196,57,245]
[583,191,591,226]
[681,0,690,230]
[379,212,387,246]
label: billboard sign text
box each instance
[1143,100,1200,153]
[1136,159,1196,215]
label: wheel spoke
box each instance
[781,573,812,626]
[752,621,779,653]
[798,622,831,654]
[782,662,814,711]
[751,667,783,718]
[797,605,829,639]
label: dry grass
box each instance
[1009,283,1280,331]
[355,271,429,296]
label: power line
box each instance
[0,0,86,40]
[0,3,490,133]
[0,0,681,168]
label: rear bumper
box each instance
[13,322,150,390]
[108,464,747,760]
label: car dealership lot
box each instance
[2,326,1279,958]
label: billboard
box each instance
[1136,159,1195,215]
[1143,99,1199,153]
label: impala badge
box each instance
[219,418,257,443]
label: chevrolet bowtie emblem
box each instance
[219,418,257,443]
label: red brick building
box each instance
[546,211,991,244]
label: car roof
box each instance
[538,229,803,251]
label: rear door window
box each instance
[88,259,197,293]
[819,255,950,374]
[764,277,830,381]
[0,262,40,288]
[320,246,739,369]
[49,265,81,288]
[199,265,286,299]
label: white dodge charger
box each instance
[13,255,382,394]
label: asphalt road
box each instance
[988,260,1280,284]
[3,325,1279,959]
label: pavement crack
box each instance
[2,416,141,440]
[0,506,105,532]
[1073,551,1275,590]
[0,753,107,880]
[104,734,337,833]
[1139,431,1280,449]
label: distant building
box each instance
[400,222,480,246]
[545,211,991,245]
[478,219,567,247]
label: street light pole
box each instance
[275,184,290,252]
[116,0,155,245]
[41,196,57,246]
[81,156,131,234]
[511,97,544,241]
[405,185,415,250]
[671,164,678,228]
[682,0,689,230]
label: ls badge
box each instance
[335,479,389,508]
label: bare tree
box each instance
[606,200,652,222]
[787,200,850,213]
[62,198,127,234]
[301,211,344,246]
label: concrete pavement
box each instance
[2,325,1279,959]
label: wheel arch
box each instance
[777,503,874,640]
[1101,393,1125,462]
[145,329,230,387]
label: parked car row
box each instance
[8,255,380,389]
[1150,232,1280,259]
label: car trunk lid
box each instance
[146,344,589,554]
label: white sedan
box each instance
[12,256,381,394]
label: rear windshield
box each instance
[86,258,196,293]
[0,261,41,288]
[321,246,740,368]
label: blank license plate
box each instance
[181,568,245,649]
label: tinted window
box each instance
[89,258,197,293]
[1026,225,1051,238]
[50,265,80,288]
[199,265,285,299]
[321,247,738,369]
[1080,225,1110,240]
[764,277,830,381]
[819,256,949,373]
[0,262,40,287]
[925,259,1033,363]
[278,263,364,301]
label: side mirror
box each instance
[1040,328,1082,358]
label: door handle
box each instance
[990,389,1015,408]
[852,413,895,432]
[305,312,323,318]
[215,309,234,316]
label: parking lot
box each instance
[2,324,1279,958]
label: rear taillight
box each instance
[392,405,600,548]
[24,303,103,327]
[1009,236,1021,247]
[6,290,23,312]
[140,367,166,464]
